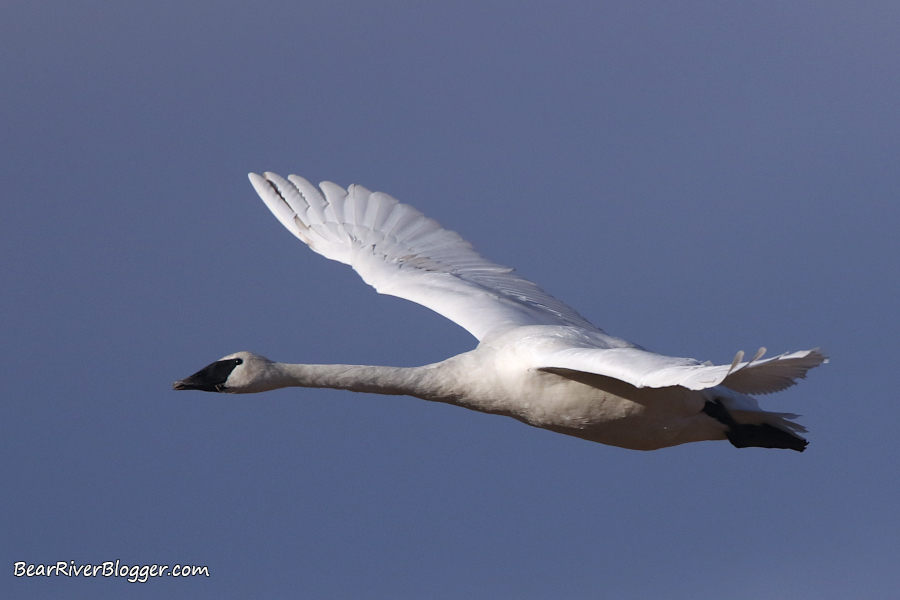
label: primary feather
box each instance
[250,172,602,341]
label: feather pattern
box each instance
[250,172,601,341]
[534,338,827,392]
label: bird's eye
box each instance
[234,358,243,365]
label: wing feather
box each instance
[249,172,601,341]
[720,349,828,394]
[536,343,827,392]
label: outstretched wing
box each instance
[249,172,602,341]
[536,343,827,393]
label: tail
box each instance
[703,399,808,452]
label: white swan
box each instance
[174,172,826,451]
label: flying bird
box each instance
[174,172,825,451]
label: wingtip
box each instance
[248,172,273,198]
[788,347,829,368]
[810,347,830,365]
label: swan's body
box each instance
[175,172,826,451]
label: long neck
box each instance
[271,362,458,402]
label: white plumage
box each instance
[174,172,826,452]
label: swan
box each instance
[174,172,826,452]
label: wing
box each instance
[536,344,828,393]
[248,172,602,341]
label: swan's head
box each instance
[173,351,280,394]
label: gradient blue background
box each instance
[3,2,898,598]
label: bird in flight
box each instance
[175,172,825,452]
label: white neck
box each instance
[270,362,460,403]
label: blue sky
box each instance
[2,1,898,598]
